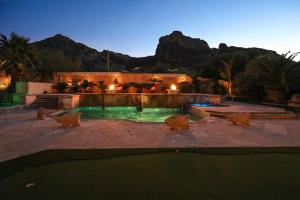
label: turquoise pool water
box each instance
[192,103,227,107]
[73,106,184,122]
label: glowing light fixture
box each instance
[170,84,177,90]
[109,84,115,90]
[0,72,11,91]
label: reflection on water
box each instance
[73,106,184,122]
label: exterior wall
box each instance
[16,82,53,94]
[53,72,192,85]
[24,95,37,105]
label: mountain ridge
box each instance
[32,31,279,73]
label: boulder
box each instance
[53,112,81,127]
[37,108,46,120]
[227,113,250,126]
[288,94,300,108]
[165,115,189,130]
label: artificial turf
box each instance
[1,148,300,200]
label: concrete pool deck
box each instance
[0,106,300,162]
[192,102,297,119]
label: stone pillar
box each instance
[58,95,80,109]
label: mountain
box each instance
[32,31,279,74]
[33,34,131,72]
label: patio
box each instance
[1,107,300,162]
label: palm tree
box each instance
[0,32,38,92]
[220,58,234,96]
[253,52,299,99]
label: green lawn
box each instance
[1,148,300,200]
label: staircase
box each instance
[32,95,59,109]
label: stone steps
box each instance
[207,110,297,119]
[31,95,59,109]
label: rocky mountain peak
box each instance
[155,31,211,68]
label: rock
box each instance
[25,182,35,188]
[53,112,81,127]
[196,108,210,118]
[33,32,279,73]
[227,113,250,126]
[288,94,300,108]
[155,31,211,69]
[190,107,210,119]
[37,108,46,120]
[165,115,189,130]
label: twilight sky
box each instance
[1,0,299,60]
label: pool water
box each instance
[73,106,184,122]
[191,103,227,107]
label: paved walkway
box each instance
[0,109,300,161]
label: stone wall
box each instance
[16,82,53,94]
[78,93,221,108]
[58,95,80,109]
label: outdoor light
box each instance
[171,84,177,90]
[109,84,115,90]
[0,72,11,91]
[167,84,179,94]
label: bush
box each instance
[80,79,89,89]
[53,82,68,93]
[179,82,196,93]
[98,80,107,90]
[141,82,153,90]
[123,82,141,90]
[70,80,80,93]
[233,73,265,99]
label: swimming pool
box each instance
[191,103,228,107]
[73,106,184,122]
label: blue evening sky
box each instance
[1,0,299,60]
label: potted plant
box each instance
[70,80,80,93]
[98,80,107,93]
[53,82,68,93]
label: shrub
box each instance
[70,80,80,93]
[179,82,196,93]
[123,82,141,90]
[141,82,153,90]
[53,82,68,93]
[233,73,265,99]
[98,80,107,90]
[80,79,89,89]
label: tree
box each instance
[0,32,38,92]
[220,59,234,96]
[253,52,300,98]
